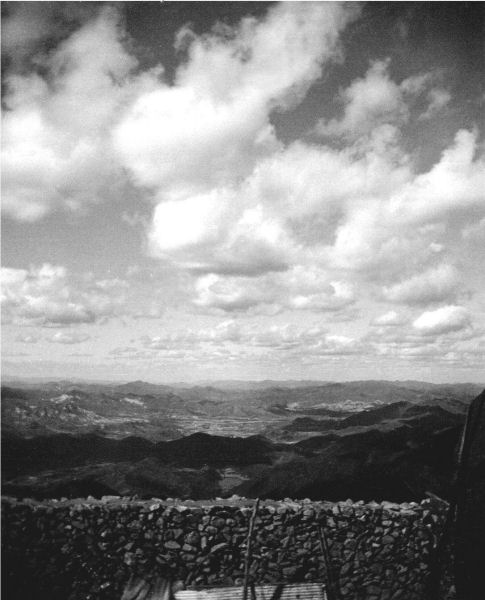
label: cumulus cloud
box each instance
[132,3,360,277]
[372,311,407,327]
[419,88,451,120]
[49,331,91,345]
[315,59,446,139]
[193,267,355,314]
[364,305,482,370]
[249,326,361,356]
[140,321,361,358]
[141,320,242,350]
[115,3,357,197]
[316,60,407,138]
[146,117,483,312]
[1,264,125,326]
[15,334,39,344]
[462,217,485,243]
[2,0,484,379]
[1,2,91,66]
[149,193,292,276]
[2,6,140,220]
[2,3,59,64]
[387,130,485,226]
[412,305,472,336]
[382,264,459,305]
[329,130,484,280]
[147,126,413,285]
[3,4,482,288]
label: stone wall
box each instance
[2,495,448,600]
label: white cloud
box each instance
[372,311,407,327]
[419,88,451,120]
[315,60,445,139]
[193,274,270,312]
[1,2,92,65]
[141,319,242,350]
[148,128,414,281]
[131,320,483,369]
[193,267,355,314]
[49,331,91,345]
[328,130,484,279]
[1,264,125,327]
[2,7,139,220]
[462,217,485,245]
[2,2,484,379]
[412,305,471,336]
[4,4,481,296]
[2,3,58,63]
[382,264,459,305]
[365,307,483,370]
[150,191,227,253]
[146,119,483,312]
[147,189,288,276]
[139,321,361,359]
[115,3,357,200]
[127,3,361,277]
[387,129,485,226]
[317,60,407,138]
[15,334,39,344]
[249,326,360,355]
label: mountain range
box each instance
[2,379,482,503]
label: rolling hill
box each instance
[1,379,482,502]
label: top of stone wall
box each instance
[1,494,447,517]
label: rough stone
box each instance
[1,496,446,600]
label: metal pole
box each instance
[318,525,339,600]
[243,499,260,600]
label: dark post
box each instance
[453,391,485,600]
[318,525,339,600]
[243,498,260,600]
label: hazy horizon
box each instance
[2,373,484,387]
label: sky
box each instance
[1,1,485,384]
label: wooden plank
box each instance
[176,582,327,600]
